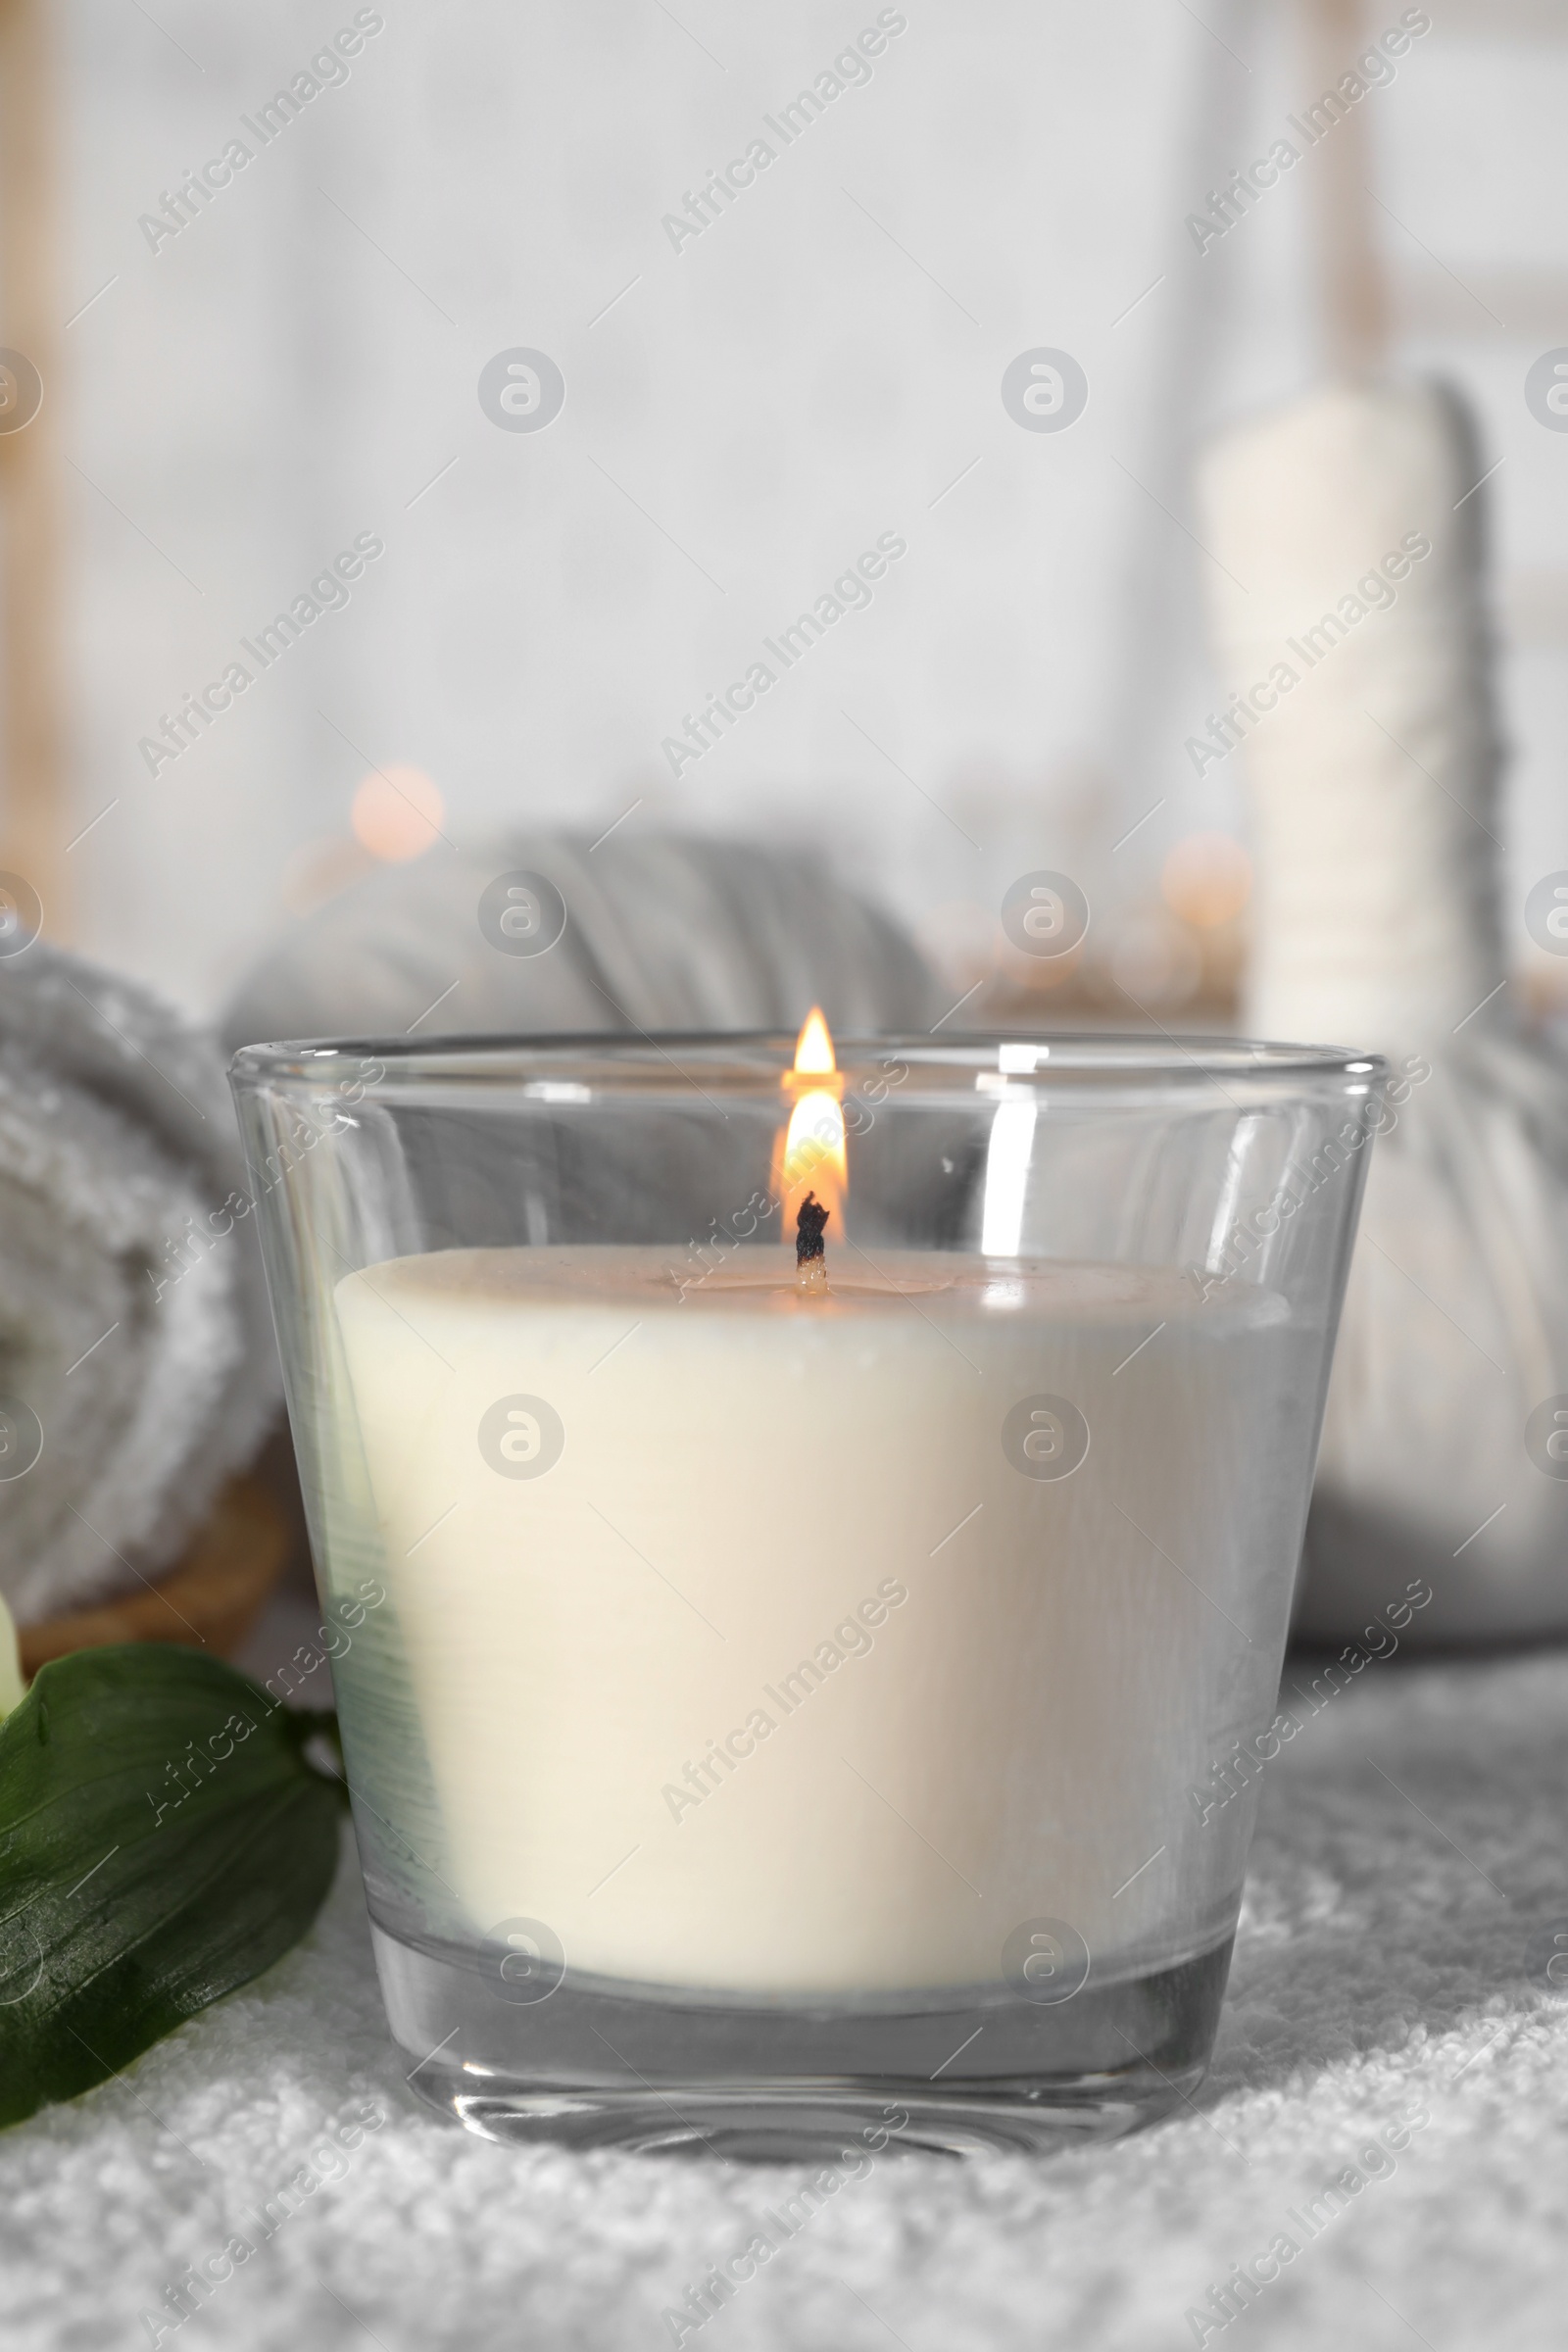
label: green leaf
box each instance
[0,1644,347,2128]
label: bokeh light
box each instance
[1159,831,1252,930]
[351,766,445,862]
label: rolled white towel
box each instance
[1198,378,1568,1643]
[0,947,278,1624]
[222,830,941,1049]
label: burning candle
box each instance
[234,1026,1379,2150]
[332,1016,1304,1990]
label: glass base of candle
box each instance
[372,1920,1233,2159]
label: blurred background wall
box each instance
[1,0,1564,1030]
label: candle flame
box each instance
[774,1007,847,1243]
[793,1005,836,1077]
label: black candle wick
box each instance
[796,1191,830,1268]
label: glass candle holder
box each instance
[230,1031,1382,2158]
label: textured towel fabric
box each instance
[220,834,942,1054]
[4,1631,1565,2350]
[0,948,277,1624]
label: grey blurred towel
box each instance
[0,947,277,1623]
[221,833,940,1051]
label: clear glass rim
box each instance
[229,1030,1385,1093]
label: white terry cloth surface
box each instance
[0,949,277,1625]
[6,1639,1566,2350]
[221,833,941,1054]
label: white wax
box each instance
[333,1248,1298,1994]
